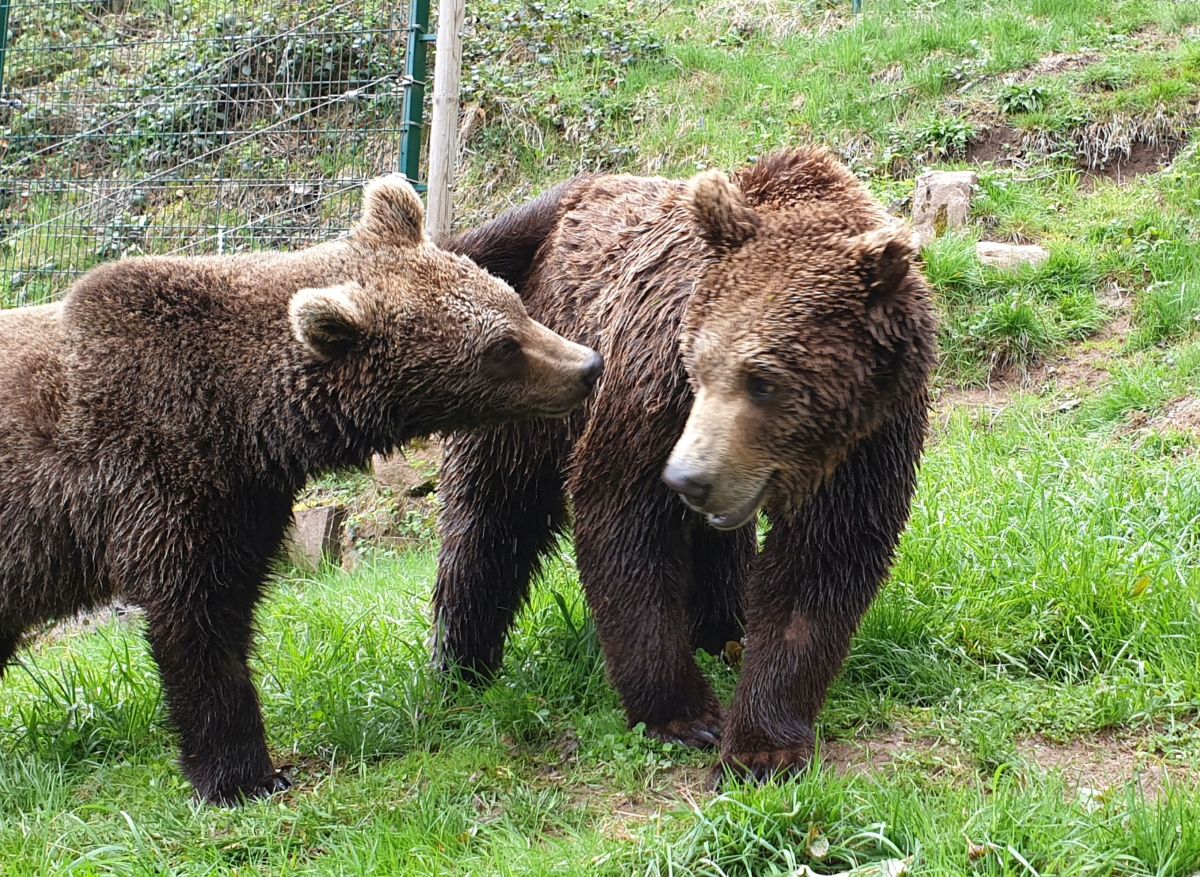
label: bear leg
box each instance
[433,422,568,682]
[0,627,20,676]
[688,523,754,656]
[717,414,924,784]
[145,601,286,805]
[573,477,722,749]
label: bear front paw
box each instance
[256,768,294,797]
[200,766,293,806]
[711,744,814,786]
[643,709,723,749]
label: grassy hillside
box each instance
[3,0,1200,874]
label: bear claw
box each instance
[710,746,813,787]
[259,768,294,797]
[203,767,294,806]
[643,712,723,749]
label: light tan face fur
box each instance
[666,373,775,531]
[511,316,600,417]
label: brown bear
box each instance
[0,176,602,803]
[433,148,936,780]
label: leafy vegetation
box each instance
[999,83,1049,115]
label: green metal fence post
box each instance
[852,0,862,12]
[400,0,432,189]
[0,0,12,98]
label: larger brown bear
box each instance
[434,148,936,779]
[0,176,602,803]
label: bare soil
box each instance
[1126,395,1200,448]
[1081,138,1185,186]
[1004,51,1102,85]
[587,723,1199,831]
[1020,730,1199,799]
[820,729,968,779]
[966,124,1024,166]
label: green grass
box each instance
[5,0,1200,872]
[4,391,1200,874]
[922,233,1111,384]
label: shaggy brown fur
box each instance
[435,148,936,780]
[0,176,601,804]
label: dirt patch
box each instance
[572,725,1198,835]
[1020,730,1198,799]
[576,731,967,836]
[933,383,1016,427]
[967,124,1024,166]
[1033,346,1113,395]
[968,116,1188,184]
[1004,52,1101,86]
[1123,398,1200,453]
[572,730,968,830]
[935,341,1116,425]
[1153,396,1200,438]
[1081,137,1185,186]
[1073,109,1195,186]
[1030,282,1131,391]
[820,729,967,778]
[1127,396,1200,448]
[566,765,709,838]
[936,283,1132,422]
[1127,24,1196,55]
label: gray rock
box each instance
[372,443,441,496]
[912,170,978,245]
[286,505,346,570]
[976,241,1050,270]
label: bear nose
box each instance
[662,461,712,507]
[581,351,604,390]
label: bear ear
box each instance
[358,174,426,247]
[852,224,916,306]
[686,170,761,255]
[850,224,917,342]
[290,282,364,361]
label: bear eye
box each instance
[488,338,521,363]
[747,374,777,403]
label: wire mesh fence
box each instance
[0,0,421,307]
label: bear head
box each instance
[289,175,603,446]
[664,166,935,530]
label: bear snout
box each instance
[519,320,603,417]
[662,460,712,508]
[580,351,604,390]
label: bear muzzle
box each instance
[663,386,772,529]
[663,459,771,530]
[521,319,603,417]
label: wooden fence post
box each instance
[425,0,465,241]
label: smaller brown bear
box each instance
[434,148,936,782]
[0,176,601,803]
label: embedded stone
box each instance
[976,240,1050,270]
[286,505,346,569]
[912,170,978,244]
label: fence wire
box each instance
[1,0,416,307]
